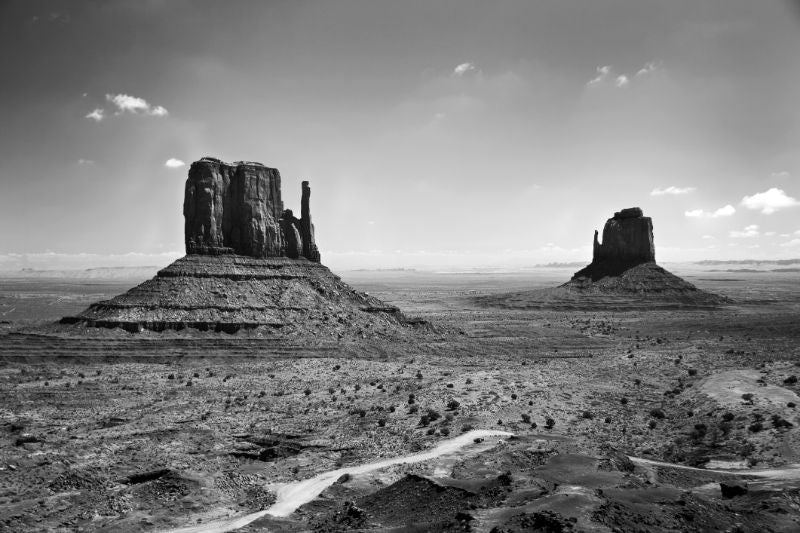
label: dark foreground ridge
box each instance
[61,157,422,334]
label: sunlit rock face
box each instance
[183,157,320,262]
[573,207,655,281]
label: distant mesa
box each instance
[61,157,421,335]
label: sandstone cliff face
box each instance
[574,207,655,281]
[184,158,320,262]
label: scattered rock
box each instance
[720,481,748,499]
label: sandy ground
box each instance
[0,268,799,531]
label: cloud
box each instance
[684,204,736,218]
[701,235,715,239]
[165,158,185,168]
[770,171,791,180]
[85,108,104,121]
[588,65,611,85]
[106,93,169,117]
[589,61,660,88]
[635,61,660,77]
[453,62,476,76]
[77,159,95,165]
[741,188,800,214]
[780,239,800,248]
[729,224,759,238]
[651,186,696,196]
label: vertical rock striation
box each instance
[183,158,320,262]
[573,207,655,281]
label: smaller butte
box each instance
[477,207,726,310]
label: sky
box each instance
[1,0,799,271]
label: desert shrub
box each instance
[604,417,611,423]
[354,384,361,391]
[582,411,594,419]
[521,413,531,423]
[167,374,175,380]
[193,372,199,378]
[427,409,442,422]
[465,378,473,385]
[378,419,386,427]
[771,414,793,428]
[741,393,754,404]
[447,383,454,388]
[511,393,518,400]
[408,394,415,404]
[426,427,435,435]
[620,397,628,405]
[446,399,460,411]
[304,388,311,396]
[332,364,340,371]
[440,427,450,436]
[545,417,555,429]
[462,424,474,432]
[531,422,537,428]
[788,402,796,408]
[687,369,698,376]
[78,372,85,379]
[748,422,763,433]
[408,405,419,414]
[416,371,423,379]
[648,420,657,429]
[784,375,798,385]
[186,380,192,387]
[649,408,666,419]
[634,379,641,386]
[722,412,735,422]
[328,387,335,394]
[690,423,707,441]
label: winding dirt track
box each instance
[165,429,514,533]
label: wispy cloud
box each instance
[729,224,759,238]
[77,159,95,165]
[651,186,696,196]
[635,61,660,77]
[770,170,791,180]
[685,204,735,218]
[588,65,611,85]
[741,188,799,214]
[106,93,169,117]
[165,158,185,168]
[453,62,476,77]
[85,108,104,122]
[780,239,800,248]
[588,61,660,88]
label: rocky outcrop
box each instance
[61,156,426,335]
[573,207,655,281]
[184,158,320,262]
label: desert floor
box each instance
[1,268,799,532]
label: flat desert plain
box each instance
[1,267,799,532]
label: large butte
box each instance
[62,158,421,335]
